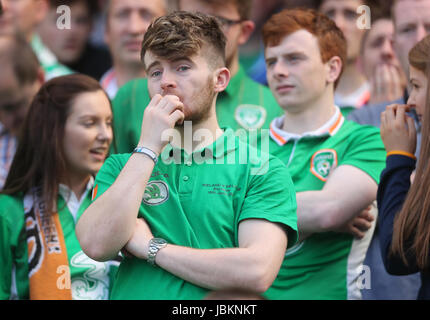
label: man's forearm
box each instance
[296,190,371,236]
[130,219,288,293]
[296,165,378,237]
[296,191,339,236]
[76,154,155,261]
[155,245,279,293]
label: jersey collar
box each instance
[59,176,95,203]
[161,128,238,163]
[270,106,344,146]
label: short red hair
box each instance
[263,8,347,86]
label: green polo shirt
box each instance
[111,66,281,154]
[93,128,298,300]
[264,108,386,300]
[0,189,118,300]
[31,34,74,81]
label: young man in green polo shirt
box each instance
[111,0,281,153]
[76,11,297,300]
[261,9,386,300]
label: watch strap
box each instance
[133,146,158,164]
[147,238,167,266]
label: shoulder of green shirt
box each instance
[339,106,356,117]
[339,119,386,183]
[342,117,383,138]
[113,77,148,108]
[0,193,24,224]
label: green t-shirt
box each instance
[264,111,386,300]
[111,66,281,154]
[93,128,298,300]
[31,35,74,81]
[0,189,118,300]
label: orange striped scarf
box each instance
[24,188,72,300]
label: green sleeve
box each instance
[0,195,28,300]
[238,155,298,248]
[0,213,13,299]
[93,154,131,202]
[341,124,386,184]
[111,79,150,154]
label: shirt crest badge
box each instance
[143,181,169,205]
[310,149,338,182]
[235,104,267,130]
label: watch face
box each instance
[152,238,167,246]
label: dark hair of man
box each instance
[48,0,98,17]
[262,8,347,88]
[141,11,226,70]
[0,33,40,86]
[2,74,113,215]
[178,0,252,20]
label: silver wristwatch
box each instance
[147,238,167,266]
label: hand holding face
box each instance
[380,104,417,154]
[369,64,406,105]
[138,94,185,155]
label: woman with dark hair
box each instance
[378,35,430,300]
[0,74,115,300]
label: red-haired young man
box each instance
[263,8,386,300]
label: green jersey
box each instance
[93,128,298,300]
[111,66,281,153]
[0,182,118,300]
[31,35,74,81]
[264,107,386,300]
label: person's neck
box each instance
[114,61,147,87]
[171,103,222,155]
[335,62,367,97]
[282,90,337,135]
[61,174,91,201]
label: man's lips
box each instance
[124,40,142,51]
[276,84,295,93]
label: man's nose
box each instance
[416,24,428,43]
[380,38,395,61]
[160,71,177,94]
[273,61,289,79]
[127,11,148,34]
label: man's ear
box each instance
[325,56,343,85]
[238,20,255,46]
[213,67,231,93]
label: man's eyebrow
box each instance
[146,61,161,72]
[266,50,306,60]
[146,57,194,71]
[398,22,416,30]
